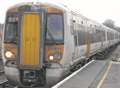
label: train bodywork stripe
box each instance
[20,13,40,66]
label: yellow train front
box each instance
[2,2,65,87]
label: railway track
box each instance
[0,59,11,88]
[0,73,15,88]
[0,69,8,88]
[0,64,8,88]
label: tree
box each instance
[103,19,120,32]
[103,19,115,29]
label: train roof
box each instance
[7,1,120,34]
[7,1,70,13]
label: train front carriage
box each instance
[3,2,120,88]
[3,3,66,87]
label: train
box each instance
[0,24,3,51]
[2,2,120,87]
[0,24,3,69]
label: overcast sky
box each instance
[1,0,120,26]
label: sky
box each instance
[0,0,120,26]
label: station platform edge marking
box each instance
[97,62,112,88]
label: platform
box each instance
[97,45,120,88]
[98,61,120,88]
[52,45,120,88]
[52,60,109,88]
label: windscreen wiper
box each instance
[4,40,17,44]
[46,29,57,44]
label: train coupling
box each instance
[20,68,46,87]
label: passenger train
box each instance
[2,2,120,87]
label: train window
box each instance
[107,32,111,40]
[74,35,78,46]
[90,28,96,43]
[78,31,83,45]
[81,21,83,24]
[90,24,92,27]
[78,27,86,45]
[46,14,64,42]
[4,17,18,43]
[103,31,106,41]
[95,29,101,42]
[107,32,109,40]
[100,30,106,41]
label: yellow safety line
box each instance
[97,62,112,88]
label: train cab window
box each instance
[4,16,18,43]
[46,14,64,43]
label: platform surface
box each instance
[97,45,120,88]
[57,60,107,88]
[54,45,120,88]
[100,62,120,88]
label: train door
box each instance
[72,19,79,59]
[101,30,104,49]
[85,26,91,57]
[19,10,46,69]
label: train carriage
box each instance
[2,2,120,87]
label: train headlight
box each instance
[49,53,62,62]
[49,56,54,61]
[5,51,13,58]
[46,45,64,63]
